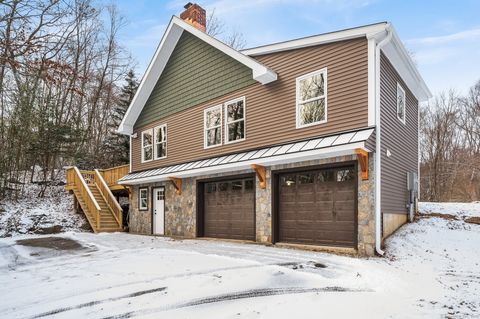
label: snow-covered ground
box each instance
[419,201,480,218]
[0,202,479,318]
[0,182,89,238]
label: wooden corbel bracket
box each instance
[123,185,132,195]
[168,177,182,195]
[355,148,369,180]
[251,164,267,189]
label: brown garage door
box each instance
[203,177,255,240]
[278,166,356,247]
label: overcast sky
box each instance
[115,0,480,96]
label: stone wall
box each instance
[128,154,377,256]
[129,183,153,234]
[164,178,196,238]
[357,153,376,256]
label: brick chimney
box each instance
[180,3,206,32]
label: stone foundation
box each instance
[128,154,377,256]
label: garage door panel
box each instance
[278,166,356,248]
[203,178,255,241]
[336,213,355,222]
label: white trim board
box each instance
[118,16,277,135]
[243,22,431,103]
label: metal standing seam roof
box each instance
[120,127,375,183]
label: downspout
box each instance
[374,24,392,256]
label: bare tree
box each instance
[420,83,480,202]
[206,9,247,50]
[0,0,132,198]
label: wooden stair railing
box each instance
[67,167,102,231]
[98,165,129,190]
[94,169,123,228]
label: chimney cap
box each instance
[184,2,193,9]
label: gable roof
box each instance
[118,16,277,135]
[118,20,431,136]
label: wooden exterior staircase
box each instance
[66,165,130,233]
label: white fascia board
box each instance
[381,27,432,102]
[118,142,367,185]
[117,17,277,135]
[118,18,183,135]
[241,23,388,56]
[173,17,277,84]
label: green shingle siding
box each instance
[134,31,256,129]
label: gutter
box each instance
[374,24,392,256]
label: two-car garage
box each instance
[198,164,357,248]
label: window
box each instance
[218,182,228,191]
[337,169,355,182]
[296,68,327,128]
[298,173,314,184]
[206,183,216,193]
[204,105,222,148]
[318,170,335,182]
[245,179,254,190]
[139,188,148,210]
[397,83,406,124]
[141,130,153,162]
[231,180,243,191]
[224,97,245,143]
[281,175,296,187]
[154,125,167,159]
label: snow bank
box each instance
[419,201,480,218]
[0,182,89,237]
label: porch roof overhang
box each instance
[118,127,375,185]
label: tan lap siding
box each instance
[380,53,419,215]
[132,38,369,172]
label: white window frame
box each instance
[139,187,148,211]
[224,96,246,145]
[397,83,406,125]
[154,124,167,160]
[204,105,223,149]
[141,129,154,163]
[295,68,328,129]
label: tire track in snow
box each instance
[6,262,300,316]
[102,286,370,318]
[30,287,167,318]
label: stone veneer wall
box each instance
[129,183,153,234]
[129,180,196,237]
[128,154,376,256]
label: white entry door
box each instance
[153,187,165,235]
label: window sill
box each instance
[296,119,328,129]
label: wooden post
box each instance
[251,164,267,189]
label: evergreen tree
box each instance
[102,70,139,167]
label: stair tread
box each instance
[72,183,123,234]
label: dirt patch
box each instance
[465,217,480,225]
[16,237,84,251]
[416,212,459,220]
[32,225,64,235]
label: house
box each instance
[115,3,431,256]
